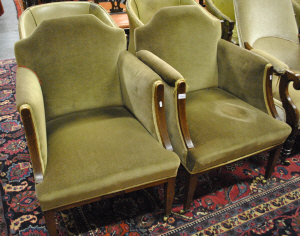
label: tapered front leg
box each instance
[164,177,176,220]
[183,172,198,211]
[265,147,282,179]
[44,210,57,236]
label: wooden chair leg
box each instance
[265,147,281,179]
[164,177,176,219]
[44,210,57,236]
[281,129,298,165]
[183,172,198,211]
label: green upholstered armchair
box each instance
[126,0,200,53]
[18,1,117,39]
[15,14,180,235]
[234,0,300,161]
[133,6,292,210]
[204,0,237,44]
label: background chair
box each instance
[126,0,200,53]
[133,5,292,210]
[234,0,300,162]
[18,1,117,39]
[15,14,180,235]
[204,0,237,43]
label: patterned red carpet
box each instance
[0,59,300,235]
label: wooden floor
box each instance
[0,0,19,60]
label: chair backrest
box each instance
[128,0,198,24]
[234,0,299,47]
[135,5,221,92]
[15,15,126,121]
[18,2,117,39]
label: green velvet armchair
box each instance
[18,1,117,39]
[204,0,237,44]
[15,14,180,235]
[133,5,292,210]
[234,0,300,161]
[126,0,200,53]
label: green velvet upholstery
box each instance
[234,0,300,127]
[134,6,291,174]
[15,14,180,214]
[205,0,238,44]
[217,39,271,114]
[18,1,117,39]
[185,88,291,173]
[16,67,47,177]
[136,50,184,86]
[126,0,199,53]
[135,5,221,93]
[38,107,179,210]
[16,15,125,122]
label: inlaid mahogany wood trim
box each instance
[176,81,194,149]
[154,83,173,151]
[19,105,44,183]
[265,66,280,119]
[279,70,300,159]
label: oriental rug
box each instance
[0,59,300,235]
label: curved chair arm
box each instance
[292,0,300,33]
[217,39,277,117]
[135,50,194,155]
[118,51,172,150]
[16,67,47,184]
[205,0,235,41]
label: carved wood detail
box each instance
[279,71,300,160]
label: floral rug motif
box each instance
[0,59,300,235]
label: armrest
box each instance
[136,50,184,86]
[16,67,47,183]
[244,42,289,74]
[118,51,172,150]
[217,39,277,117]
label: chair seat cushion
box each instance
[36,106,180,211]
[185,88,291,174]
[253,37,300,73]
